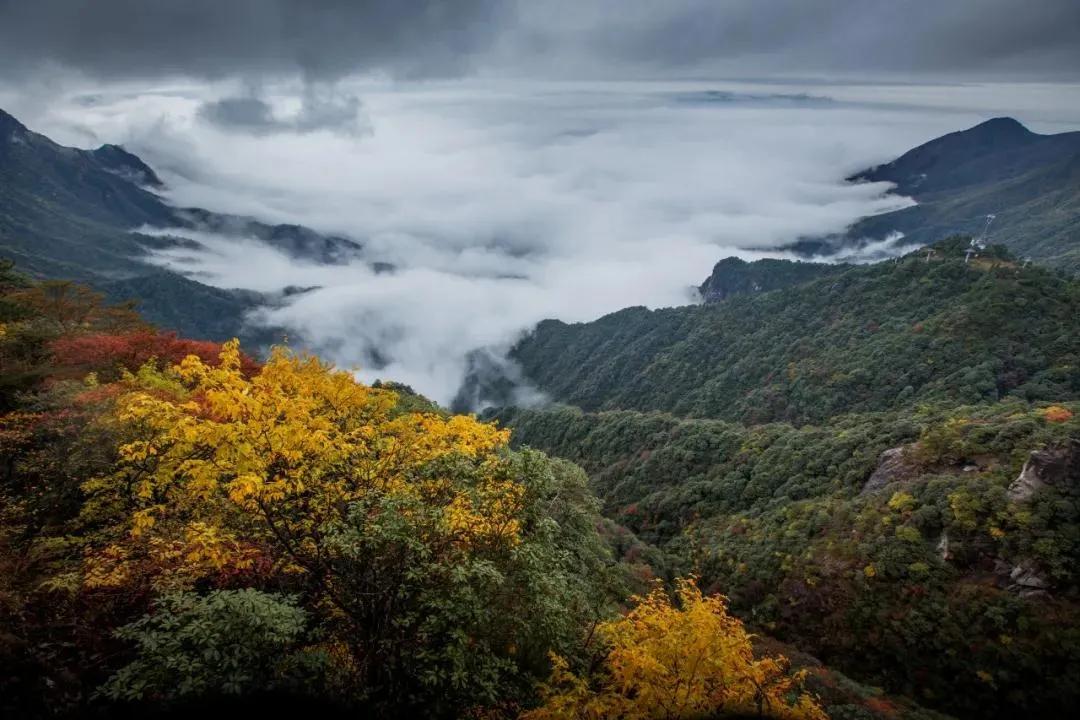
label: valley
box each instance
[3,97,1079,720]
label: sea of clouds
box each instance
[5,78,1078,405]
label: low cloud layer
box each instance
[19,79,1062,405]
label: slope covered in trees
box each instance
[493,398,1080,719]
[0,108,359,346]
[511,239,1080,425]
[494,238,1080,719]
[699,257,846,303]
[4,262,867,719]
[798,117,1080,273]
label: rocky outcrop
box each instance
[862,444,921,494]
[996,558,1052,597]
[1010,561,1052,597]
[936,531,952,562]
[1007,440,1080,502]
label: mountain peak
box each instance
[0,107,29,137]
[699,256,844,303]
[91,143,164,188]
[965,116,1033,139]
[849,114,1055,196]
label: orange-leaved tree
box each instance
[524,577,826,720]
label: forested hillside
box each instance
[512,238,1080,424]
[493,237,1080,719]
[0,108,361,346]
[6,107,1080,719]
[494,394,1080,718]
[804,118,1080,273]
[699,257,847,303]
[7,261,913,719]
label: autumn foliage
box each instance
[525,578,826,720]
[2,263,614,717]
[49,330,260,381]
[80,340,522,592]
[1042,405,1074,423]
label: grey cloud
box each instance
[1,0,1077,83]
[199,98,276,130]
[0,0,509,81]
[199,89,368,135]
[508,0,1080,79]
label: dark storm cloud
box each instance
[0,0,509,80]
[0,0,1076,82]
[199,98,276,129]
[530,0,1080,79]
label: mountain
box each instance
[798,117,1080,273]
[510,238,1080,424]
[492,238,1080,719]
[0,107,362,345]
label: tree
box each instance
[525,578,826,720]
[49,330,260,382]
[99,590,311,701]
[77,340,611,713]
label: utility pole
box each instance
[976,214,995,250]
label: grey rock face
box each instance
[1007,440,1080,502]
[1009,560,1052,597]
[862,444,921,494]
[936,531,952,562]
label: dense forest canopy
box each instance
[490,238,1080,719]
[511,239,1080,425]
[493,400,1080,718]
[1,260,848,719]
[6,219,1080,720]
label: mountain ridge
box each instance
[510,238,1080,424]
[0,107,364,346]
[699,256,847,303]
[795,117,1080,272]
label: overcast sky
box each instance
[1,0,1078,83]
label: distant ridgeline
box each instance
[0,107,368,349]
[490,122,1080,719]
[796,117,1080,273]
[511,238,1080,424]
[698,256,846,303]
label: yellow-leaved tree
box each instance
[81,340,519,588]
[73,340,610,711]
[524,578,826,720]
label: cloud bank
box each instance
[29,79,1043,405]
